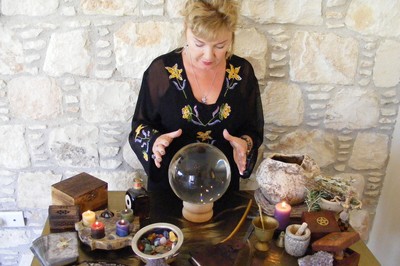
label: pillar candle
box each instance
[82,210,96,226]
[121,209,134,223]
[91,221,105,239]
[274,201,292,230]
[116,219,130,237]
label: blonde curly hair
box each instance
[181,0,239,57]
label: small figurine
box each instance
[276,231,285,248]
[334,191,362,232]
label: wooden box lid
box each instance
[312,231,361,252]
[48,205,80,220]
[52,172,107,198]
[302,211,341,240]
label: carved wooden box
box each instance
[51,172,108,214]
[48,205,81,232]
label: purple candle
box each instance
[274,201,292,230]
[116,219,130,237]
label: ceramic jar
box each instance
[256,154,320,205]
[284,224,311,257]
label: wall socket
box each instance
[0,211,25,227]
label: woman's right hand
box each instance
[152,129,182,168]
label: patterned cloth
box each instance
[129,49,264,192]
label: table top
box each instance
[32,190,380,266]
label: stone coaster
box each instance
[254,188,307,218]
[75,209,140,250]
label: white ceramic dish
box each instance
[131,222,183,264]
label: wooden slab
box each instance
[312,231,361,253]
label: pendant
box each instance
[201,96,207,104]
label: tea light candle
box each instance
[121,209,134,223]
[91,221,105,239]
[116,219,130,237]
[82,210,96,226]
[274,201,292,230]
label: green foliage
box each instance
[304,174,362,212]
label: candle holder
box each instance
[252,216,279,252]
[75,209,140,250]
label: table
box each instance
[32,190,380,266]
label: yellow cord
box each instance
[219,199,253,244]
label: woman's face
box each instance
[186,28,232,71]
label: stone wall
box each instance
[0,0,399,265]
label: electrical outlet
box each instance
[0,211,25,227]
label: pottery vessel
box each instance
[319,198,343,213]
[284,224,311,257]
[256,154,320,205]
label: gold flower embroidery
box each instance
[220,103,231,119]
[197,131,212,142]
[134,124,158,162]
[142,151,148,161]
[182,105,192,120]
[226,64,242,81]
[165,64,183,80]
[135,124,146,138]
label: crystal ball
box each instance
[168,143,231,204]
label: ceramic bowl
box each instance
[319,198,343,213]
[131,223,183,264]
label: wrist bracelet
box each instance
[240,136,252,155]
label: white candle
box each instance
[82,210,96,226]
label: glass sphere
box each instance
[169,143,231,204]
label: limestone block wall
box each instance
[0,0,399,265]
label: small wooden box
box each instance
[312,232,361,266]
[48,205,81,232]
[302,211,341,241]
[51,172,108,214]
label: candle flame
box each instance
[282,201,287,208]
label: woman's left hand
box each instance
[223,129,248,175]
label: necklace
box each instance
[187,47,218,104]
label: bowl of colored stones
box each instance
[131,222,183,264]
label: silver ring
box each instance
[151,154,156,160]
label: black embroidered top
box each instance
[129,49,264,192]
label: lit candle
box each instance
[116,219,130,237]
[82,210,96,226]
[91,221,105,239]
[121,209,134,223]
[274,201,292,230]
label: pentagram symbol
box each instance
[316,216,329,226]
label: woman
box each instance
[129,0,264,192]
